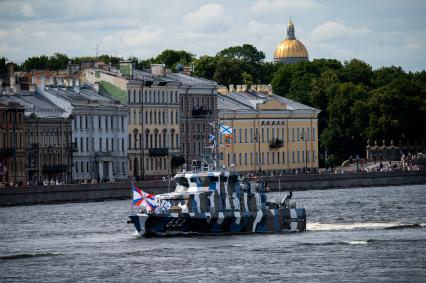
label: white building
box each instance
[42,84,129,182]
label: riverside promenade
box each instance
[1,170,425,206]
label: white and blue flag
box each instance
[219,124,233,136]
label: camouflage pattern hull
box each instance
[129,207,306,237]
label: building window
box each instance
[261,128,264,143]
[292,151,295,163]
[292,128,295,142]
[297,151,300,163]
[267,128,269,142]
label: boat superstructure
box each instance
[128,164,306,236]
[128,121,306,236]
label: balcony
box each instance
[30,143,40,148]
[269,138,284,149]
[192,106,212,117]
[149,148,168,157]
[0,148,15,157]
[43,164,69,173]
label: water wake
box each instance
[307,222,425,231]
[0,252,60,260]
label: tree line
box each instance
[2,44,425,165]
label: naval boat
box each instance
[128,163,306,237]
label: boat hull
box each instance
[129,208,306,237]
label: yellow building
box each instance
[217,85,320,174]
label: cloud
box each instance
[252,0,323,13]
[182,3,232,32]
[310,21,370,42]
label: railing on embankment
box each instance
[0,170,425,206]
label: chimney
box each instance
[13,83,20,93]
[40,76,45,90]
[94,82,100,93]
[151,64,165,76]
[8,63,16,87]
[217,86,228,95]
[74,79,80,93]
[183,66,192,76]
[29,83,36,93]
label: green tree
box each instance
[212,57,243,86]
[218,44,265,64]
[47,53,69,71]
[193,55,217,80]
[339,59,373,86]
[0,57,7,76]
[21,55,49,71]
[154,49,195,70]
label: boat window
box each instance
[190,176,200,183]
[175,177,189,187]
[207,176,218,182]
[228,175,238,184]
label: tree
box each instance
[339,59,373,86]
[212,57,243,86]
[154,49,195,70]
[0,57,7,77]
[218,44,265,65]
[193,55,217,80]
[21,55,49,71]
[47,53,69,71]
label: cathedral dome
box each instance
[274,20,309,64]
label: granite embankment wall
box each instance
[1,171,425,206]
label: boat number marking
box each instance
[166,218,187,228]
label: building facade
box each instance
[85,65,181,179]
[217,86,320,174]
[1,86,74,184]
[42,85,129,183]
[0,101,26,186]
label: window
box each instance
[267,128,269,142]
[297,128,300,141]
[313,127,316,140]
[261,128,264,143]
[297,151,300,163]
[250,128,253,143]
[239,129,242,143]
[170,111,174,124]
[292,128,295,142]
[244,129,247,143]
[98,116,101,129]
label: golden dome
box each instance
[274,38,309,59]
[274,20,309,63]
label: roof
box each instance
[0,91,66,118]
[43,86,123,107]
[218,91,318,113]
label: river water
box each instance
[1,185,425,282]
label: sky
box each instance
[0,0,425,71]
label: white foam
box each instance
[307,222,400,231]
[345,240,368,245]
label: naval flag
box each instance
[131,183,158,211]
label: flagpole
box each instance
[130,182,134,214]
